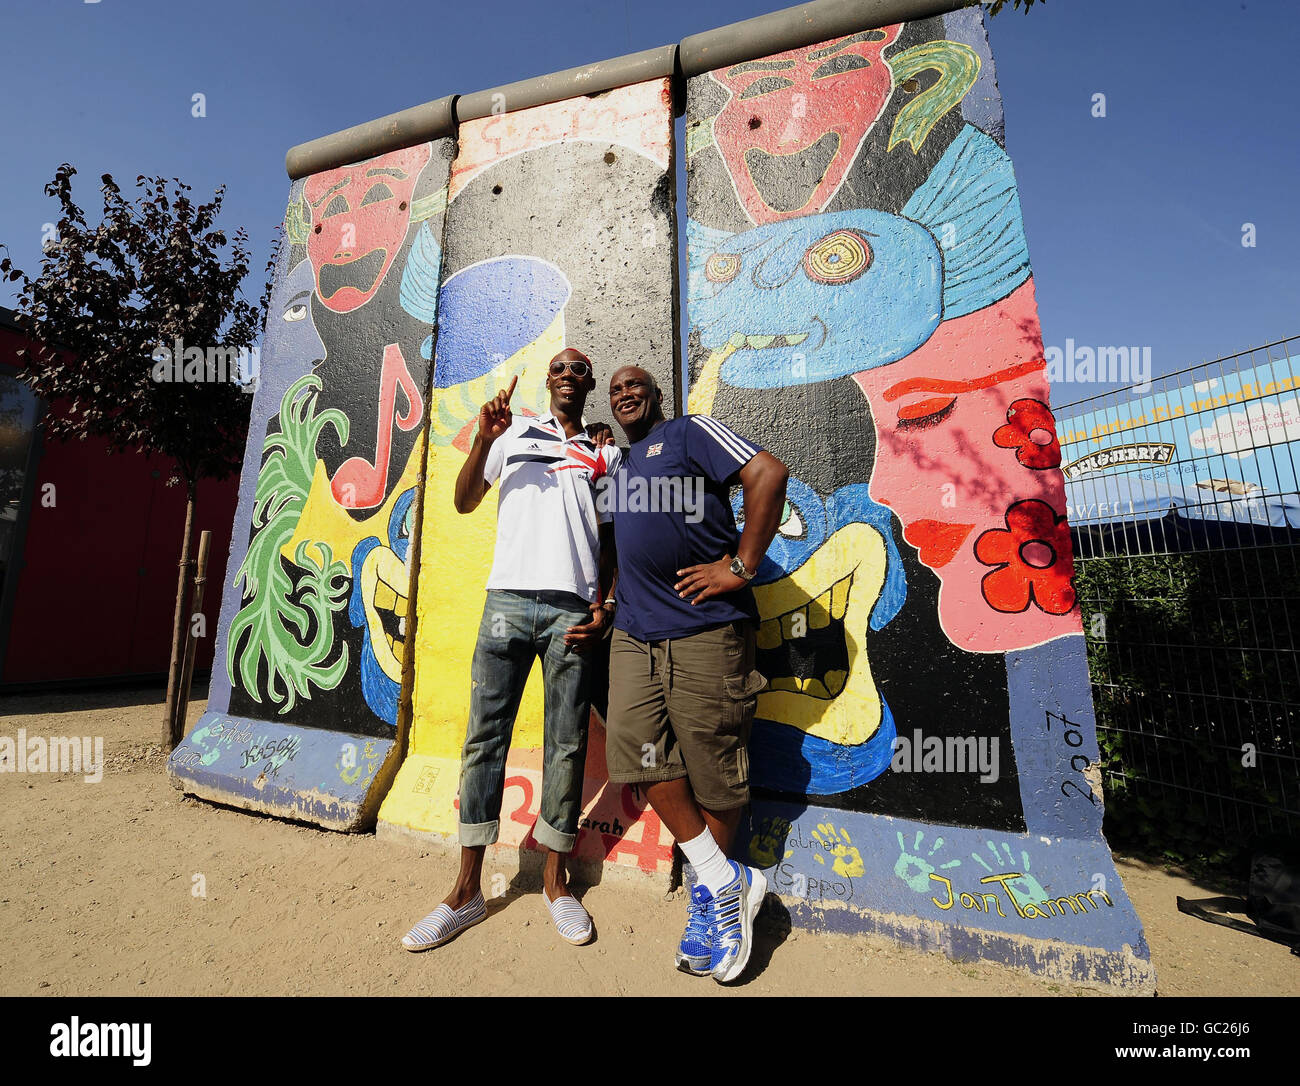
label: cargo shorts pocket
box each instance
[719,669,768,787]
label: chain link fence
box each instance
[1058,336,1300,864]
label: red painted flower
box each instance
[974,499,1076,615]
[993,398,1060,469]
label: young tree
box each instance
[1,165,273,748]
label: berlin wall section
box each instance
[168,139,456,829]
[682,5,1154,988]
[376,80,682,879]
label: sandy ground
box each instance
[1,685,1296,998]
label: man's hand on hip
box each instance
[675,558,746,605]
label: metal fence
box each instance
[1057,336,1300,857]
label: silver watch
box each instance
[729,556,756,581]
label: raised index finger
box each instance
[504,374,518,401]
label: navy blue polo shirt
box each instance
[610,414,762,641]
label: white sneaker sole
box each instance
[713,866,768,983]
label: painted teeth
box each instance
[758,575,851,648]
[756,575,853,701]
[830,578,850,621]
[398,616,406,636]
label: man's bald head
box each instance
[609,365,665,443]
[609,365,658,396]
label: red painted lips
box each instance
[903,519,975,569]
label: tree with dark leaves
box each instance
[1,164,275,747]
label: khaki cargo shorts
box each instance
[604,620,768,811]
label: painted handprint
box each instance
[970,840,1049,903]
[749,815,793,869]
[894,829,962,893]
[812,823,865,879]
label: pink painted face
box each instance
[711,26,902,223]
[304,144,433,313]
[852,279,1082,652]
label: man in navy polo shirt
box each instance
[598,364,788,983]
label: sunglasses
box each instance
[549,359,591,378]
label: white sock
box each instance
[679,829,733,895]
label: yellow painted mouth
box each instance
[751,523,886,746]
[361,544,410,683]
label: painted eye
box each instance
[322,194,349,219]
[283,303,308,323]
[705,252,742,283]
[777,500,806,539]
[739,75,795,100]
[811,54,872,79]
[896,395,957,430]
[803,230,872,283]
[360,182,394,207]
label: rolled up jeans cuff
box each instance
[531,814,577,854]
[458,818,499,848]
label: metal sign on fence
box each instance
[1058,337,1300,530]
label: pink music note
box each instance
[332,343,423,509]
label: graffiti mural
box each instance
[686,8,1151,984]
[375,81,680,873]
[169,138,456,826]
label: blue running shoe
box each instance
[675,884,714,976]
[708,859,768,983]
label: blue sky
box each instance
[1,0,1296,403]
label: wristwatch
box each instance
[729,556,756,582]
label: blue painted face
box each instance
[732,475,905,631]
[253,256,326,411]
[690,210,943,388]
[349,488,418,726]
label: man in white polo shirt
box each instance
[400,348,619,950]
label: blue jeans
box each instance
[458,589,593,853]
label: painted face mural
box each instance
[304,143,434,313]
[852,278,1079,652]
[707,384,908,797]
[690,210,942,391]
[710,26,902,221]
[689,124,1030,399]
[737,474,906,795]
[221,142,451,740]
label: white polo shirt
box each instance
[483,412,621,602]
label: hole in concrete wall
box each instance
[492,184,503,195]
[901,78,919,93]
[748,116,761,130]
[604,151,617,164]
